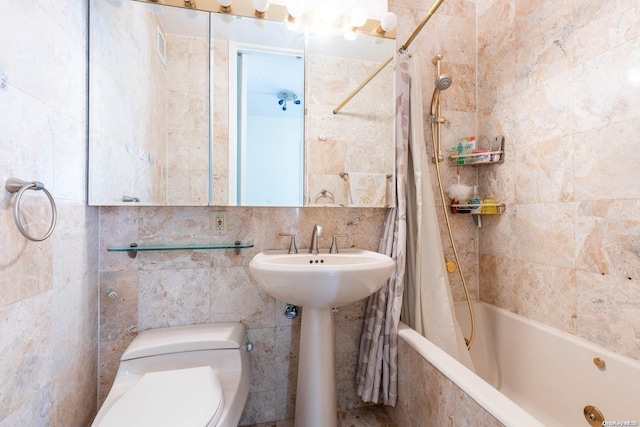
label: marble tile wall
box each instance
[98,206,387,425]
[0,1,99,426]
[477,0,640,360]
[385,337,503,427]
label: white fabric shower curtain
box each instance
[402,55,474,371]
[357,53,472,407]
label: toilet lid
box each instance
[100,366,224,427]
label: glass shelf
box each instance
[107,242,254,258]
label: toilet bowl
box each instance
[92,322,251,427]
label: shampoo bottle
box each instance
[469,185,481,214]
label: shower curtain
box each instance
[356,51,409,407]
[402,55,474,371]
[356,52,472,406]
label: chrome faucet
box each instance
[309,224,323,254]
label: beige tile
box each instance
[275,325,300,390]
[477,0,517,59]
[575,200,640,279]
[515,203,575,269]
[275,387,296,422]
[479,254,518,312]
[573,0,640,63]
[335,319,365,382]
[138,268,211,330]
[574,118,640,201]
[100,270,139,341]
[0,293,52,421]
[338,405,394,427]
[573,37,640,132]
[51,348,98,427]
[514,135,574,203]
[209,266,276,329]
[0,384,51,427]
[239,391,276,426]
[584,280,640,359]
[514,261,577,334]
[99,337,132,407]
[246,328,276,393]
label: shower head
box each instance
[436,74,452,91]
[430,75,452,116]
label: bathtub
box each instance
[395,301,640,426]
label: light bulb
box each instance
[379,12,397,33]
[349,7,367,29]
[344,31,357,41]
[217,0,232,12]
[253,0,270,18]
[286,0,304,22]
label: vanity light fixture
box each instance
[377,12,397,35]
[217,0,232,13]
[252,0,270,19]
[285,0,303,23]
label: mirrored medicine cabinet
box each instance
[88,0,396,207]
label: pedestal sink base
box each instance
[295,307,338,427]
[248,249,395,426]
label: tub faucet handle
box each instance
[329,234,347,254]
[279,233,298,254]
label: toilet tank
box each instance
[122,323,247,361]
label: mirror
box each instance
[305,32,395,207]
[88,0,210,205]
[210,14,305,206]
[88,0,396,207]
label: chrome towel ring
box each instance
[5,178,57,242]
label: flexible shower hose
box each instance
[430,122,476,351]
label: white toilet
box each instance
[92,322,251,427]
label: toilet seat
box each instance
[99,366,224,427]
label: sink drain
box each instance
[583,405,604,426]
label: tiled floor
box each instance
[246,405,395,427]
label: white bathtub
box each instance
[397,301,640,426]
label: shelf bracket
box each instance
[128,243,138,259]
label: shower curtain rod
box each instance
[333,0,445,114]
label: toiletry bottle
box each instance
[457,139,466,165]
[468,136,476,151]
[469,185,481,214]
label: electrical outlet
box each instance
[213,211,227,235]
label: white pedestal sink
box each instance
[249,249,395,427]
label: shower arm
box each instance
[333,0,445,114]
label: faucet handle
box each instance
[279,233,298,254]
[329,234,347,254]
